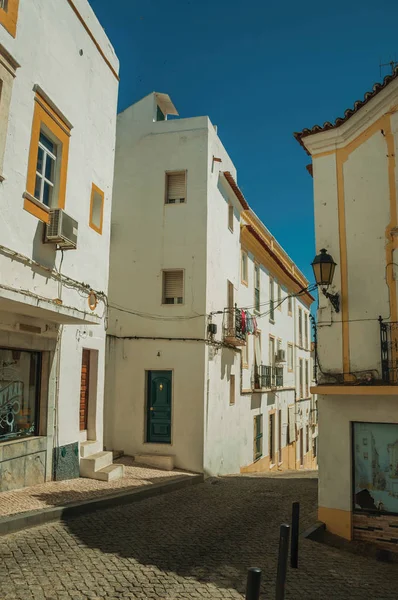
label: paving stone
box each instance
[0,473,397,598]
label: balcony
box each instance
[254,364,284,390]
[223,307,246,346]
[380,318,398,384]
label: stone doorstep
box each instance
[0,473,204,537]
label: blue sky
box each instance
[89,0,398,282]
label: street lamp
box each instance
[311,248,340,313]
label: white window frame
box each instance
[241,249,248,284]
[287,343,294,372]
[34,132,57,207]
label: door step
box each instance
[80,440,102,458]
[134,453,174,471]
[80,451,113,478]
[80,450,124,482]
[90,463,124,482]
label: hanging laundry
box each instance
[252,316,258,334]
[241,309,247,334]
[246,313,253,334]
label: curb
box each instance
[0,473,204,537]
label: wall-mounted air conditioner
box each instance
[45,208,78,249]
[275,349,286,362]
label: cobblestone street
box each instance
[0,472,397,599]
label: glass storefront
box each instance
[0,348,41,442]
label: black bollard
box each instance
[291,502,300,569]
[276,524,290,600]
[246,567,262,600]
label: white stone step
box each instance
[80,440,102,458]
[134,453,174,471]
[90,464,124,482]
[80,451,113,478]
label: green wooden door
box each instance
[147,371,172,443]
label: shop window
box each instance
[0,348,41,442]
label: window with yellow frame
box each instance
[0,0,20,38]
[24,89,71,223]
[89,183,104,234]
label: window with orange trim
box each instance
[89,184,104,234]
[24,91,71,223]
[0,0,20,38]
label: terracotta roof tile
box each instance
[294,66,398,155]
[223,171,250,210]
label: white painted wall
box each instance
[302,76,398,529]
[107,92,315,475]
[0,0,119,454]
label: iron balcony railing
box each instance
[223,306,246,346]
[380,317,398,384]
[254,364,284,389]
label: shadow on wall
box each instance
[31,221,56,271]
[63,476,318,597]
[220,347,235,381]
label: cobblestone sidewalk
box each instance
[0,456,193,517]
[0,473,397,599]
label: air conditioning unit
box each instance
[276,349,286,362]
[45,209,78,249]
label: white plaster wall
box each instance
[202,129,314,473]
[312,153,343,374]
[105,337,205,473]
[106,95,211,472]
[0,0,119,448]
[318,394,398,512]
[312,129,396,378]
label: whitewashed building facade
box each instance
[105,92,317,476]
[296,66,398,548]
[0,0,120,490]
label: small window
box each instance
[166,172,186,204]
[242,334,248,368]
[305,360,309,397]
[269,412,275,463]
[312,435,317,458]
[269,336,275,367]
[287,343,294,371]
[163,270,184,304]
[228,203,234,231]
[298,308,303,347]
[241,250,248,284]
[277,284,282,310]
[25,91,71,222]
[89,184,104,234]
[229,374,236,405]
[306,425,309,454]
[299,358,303,398]
[254,414,263,461]
[254,263,260,313]
[269,277,275,322]
[278,409,282,463]
[304,313,309,350]
[288,294,293,315]
[34,133,57,207]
